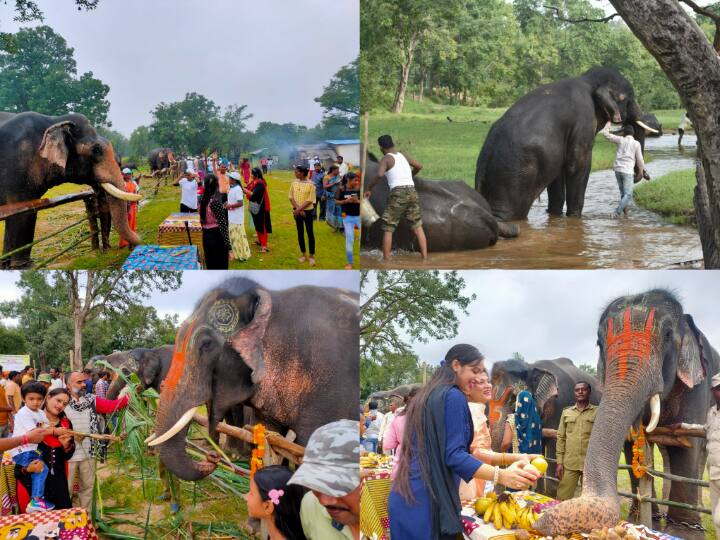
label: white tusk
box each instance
[101,182,142,201]
[646,393,661,433]
[144,433,157,444]
[635,120,659,134]
[148,406,198,446]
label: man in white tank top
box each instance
[364,135,428,260]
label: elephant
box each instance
[366,383,423,412]
[148,147,175,173]
[147,277,359,481]
[86,346,174,399]
[488,357,600,496]
[475,66,656,220]
[0,112,142,267]
[362,154,519,253]
[639,113,663,137]
[535,289,720,536]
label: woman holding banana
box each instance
[389,344,541,540]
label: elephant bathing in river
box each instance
[0,112,142,267]
[475,67,656,220]
[536,289,720,537]
[147,277,359,481]
[362,154,519,253]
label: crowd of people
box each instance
[0,365,128,513]
[170,154,359,269]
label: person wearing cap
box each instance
[119,168,139,248]
[287,419,360,539]
[175,170,199,213]
[670,372,720,529]
[224,172,251,262]
[36,374,53,391]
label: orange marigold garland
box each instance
[630,425,646,479]
[251,423,266,477]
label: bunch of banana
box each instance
[477,492,542,531]
[360,453,380,469]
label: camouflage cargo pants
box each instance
[381,186,422,232]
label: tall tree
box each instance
[0,26,111,125]
[361,351,422,398]
[128,125,159,162]
[0,324,27,355]
[315,58,359,131]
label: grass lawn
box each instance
[365,100,681,185]
[634,168,696,225]
[1,170,359,269]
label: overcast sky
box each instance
[1,0,358,135]
[0,270,359,324]
[363,270,720,370]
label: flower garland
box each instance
[630,425,646,479]
[251,423,266,477]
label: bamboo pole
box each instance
[618,491,712,515]
[361,111,369,191]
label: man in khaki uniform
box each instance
[673,372,720,528]
[555,381,597,500]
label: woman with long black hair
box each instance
[389,344,541,539]
[199,173,231,269]
[244,168,272,253]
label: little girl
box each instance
[245,466,307,540]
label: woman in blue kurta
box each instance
[389,344,541,540]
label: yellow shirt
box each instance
[0,385,8,425]
[5,380,21,412]
[289,181,317,211]
[556,403,597,471]
[300,492,354,540]
[21,374,33,385]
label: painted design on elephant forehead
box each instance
[606,307,655,380]
[162,319,196,399]
[488,386,513,425]
[208,299,240,337]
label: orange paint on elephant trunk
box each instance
[605,307,655,381]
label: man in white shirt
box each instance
[49,367,65,390]
[176,171,199,213]
[336,155,349,178]
[224,172,251,261]
[678,112,691,146]
[363,402,384,452]
[601,122,646,218]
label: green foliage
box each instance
[149,93,252,156]
[0,26,111,125]
[97,126,130,157]
[361,351,422,398]
[0,324,27,354]
[635,167,696,225]
[361,0,685,112]
[360,270,476,361]
[578,363,597,377]
[128,126,159,163]
[315,58,359,134]
[2,0,99,23]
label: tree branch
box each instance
[680,0,720,22]
[544,5,620,23]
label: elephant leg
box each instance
[665,443,703,527]
[83,198,100,251]
[546,177,565,215]
[3,214,38,268]
[563,152,592,217]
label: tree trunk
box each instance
[609,0,720,267]
[391,37,418,114]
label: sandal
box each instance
[298,256,307,263]
[309,257,316,267]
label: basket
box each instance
[157,212,205,265]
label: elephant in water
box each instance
[536,289,720,536]
[362,154,519,253]
[0,112,142,267]
[147,277,359,481]
[475,67,656,220]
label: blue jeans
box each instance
[615,171,634,215]
[363,438,378,452]
[13,450,47,500]
[343,215,360,264]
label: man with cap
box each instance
[119,168,139,248]
[670,372,720,529]
[288,419,360,539]
[36,373,53,391]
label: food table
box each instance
[0,507,98,539]
[122,245,201,270]
[157,213,205,265]
[360,452,392,540]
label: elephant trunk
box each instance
[154,400,209,481]
[107,195,141,245]
[105,376,125,401]
[497,221,520,238]
[535,383,654,535]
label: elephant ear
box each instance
[592,86,621,123]
[39,121,74,169]
[227,289,272,384]
[678,314,706,389]
[529,368,558,417]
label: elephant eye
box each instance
[92,144,103,157]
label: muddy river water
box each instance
[362,134,703,269]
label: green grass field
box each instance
[365,100,683,185]
[635,168,696,225]
[1,170,359,269]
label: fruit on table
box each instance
[474,497,493,515]
[531,456,548,475]
[477,491,541,531]
[359,452,392,469]
[524,463,542,477]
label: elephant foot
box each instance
[497,222,520,238]
[546,207,564,216]
[535,495,619,536]
[663,523,705,539]
[566,211,583,218]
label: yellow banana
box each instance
[505,503,517,526]
[483,501,495,523]
[493,502,502,530]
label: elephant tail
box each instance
[497,221,520,238]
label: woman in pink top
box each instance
[383,388,419,480]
